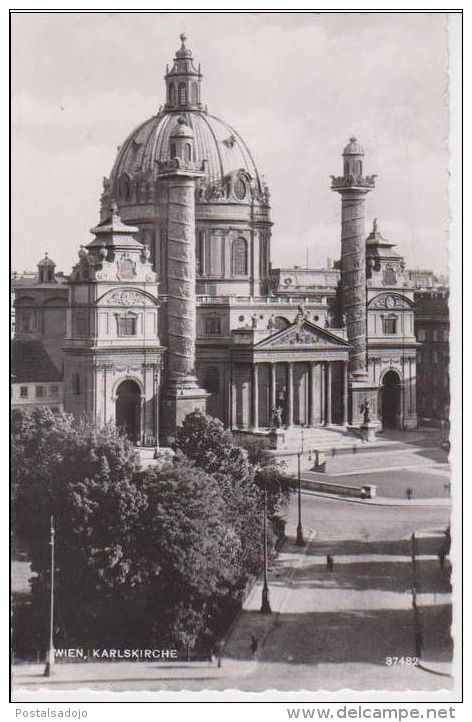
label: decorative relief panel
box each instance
[107,290,152,306]
[369,293,411,310]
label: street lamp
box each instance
[410,532,422,658]
[44,516,55,677]
[296,451,304,546]
[296,430,305,546]
[261,484,272,614]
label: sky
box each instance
[11,11,452,275]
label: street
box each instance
[12,489,453,695]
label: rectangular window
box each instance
[433,329,439,342]
[418,329,426,342]
[117,315,137,337]
[205,317,221,335]
[76,315,87,336]
[20,386,28,398]
[442,329,448,342]
[432,351,439,364]
[72,373,81,395]
[35,386,45,398]
[49,385,59,397]
[383,317,397,335]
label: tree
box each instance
[135,460,243,648]
[12,408,145,648]
[176,411,253,484]
[176,412,274,576]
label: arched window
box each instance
[196,230,205,275]
[168,83,175,105]
[170,142,176,158]
[231,237,248,276]
[185,143,192,162]
[191,81,198,104]
[356,160,362,176]
[344,160,350,176]
[178,83,187,105]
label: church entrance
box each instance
[116,380,141,443]
[381,370,401,429]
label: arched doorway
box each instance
[381,370,401,429]
[116,380,141,443]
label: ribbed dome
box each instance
[110,110,262,191]
[342,136,364,156]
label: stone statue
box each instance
[271,406,283,429]
[373,218,378,233]
[251,313,259,329]
[267,314,275,330]
[295,304,305,324]
[361,398,371,425]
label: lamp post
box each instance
[296,430,305,546]
[296,451,305,546]
[44,516,55,677]
[411,532,422,658]
[261,484,272,614]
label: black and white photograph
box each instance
[10,10,462,706]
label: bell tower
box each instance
[331,137,379,426]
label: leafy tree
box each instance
[240,438,294,518]
[135,460,243,648]
[176,411,253,483]
[176,412,275,576]
[12,408,145,647]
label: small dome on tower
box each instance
[38,252,55,267]
[343,137,364,156]
[37,252,56,283]
[171,116,194,138]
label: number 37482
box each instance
[385,656,419,666]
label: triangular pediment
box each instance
[255,320,350,350]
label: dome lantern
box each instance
[169,116,195,163]
[342,136,364,177]
[37,252,56,283]
[164,34,203,111]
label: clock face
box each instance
[386,295,395,308]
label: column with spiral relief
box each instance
[331,137,379,427]
[158,117,208,442]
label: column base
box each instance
[162,375,209,444]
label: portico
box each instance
[228,319,350,431]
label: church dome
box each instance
[110,109,262,191]
[109,34,263,196]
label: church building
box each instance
[12,35,418,447]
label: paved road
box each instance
[13,493,454,695]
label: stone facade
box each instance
[12,36,425,445]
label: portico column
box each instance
[342,361,349,426]
[251,363,259,429]
[309,361,316,426]
[270,363,277,413]
[325,362,332,426]
[287,362,294,427]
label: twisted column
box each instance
[341,192,368,376]
[167,177,197,379]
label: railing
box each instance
[330,174,376,189]
[196,295,329,305]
